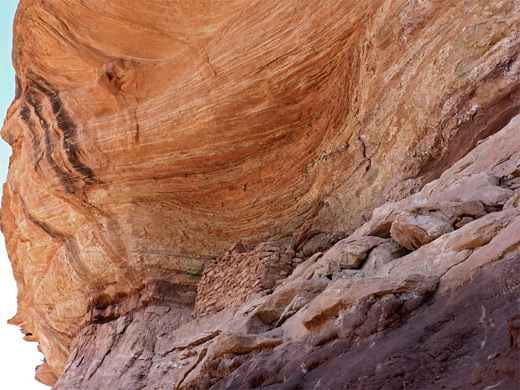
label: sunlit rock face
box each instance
[53,115,520,390]
[1,0,519,383]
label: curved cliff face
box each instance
[1,0,519,385]
[52,117,520,389]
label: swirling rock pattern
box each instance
[52,117,520,389]
[1,0,519,384]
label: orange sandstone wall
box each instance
[0,0,519,382]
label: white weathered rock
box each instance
[390,211,454,250]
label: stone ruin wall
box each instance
[193,242,295,318]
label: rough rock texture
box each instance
[215,255,520,390]
[0,0,519,387]
[193,242,294,318]
[53,115,520,389]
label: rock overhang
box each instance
[1,0,519,381]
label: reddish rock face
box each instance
[214,254,520,390]
[193,242,295,318]
[1,0,519,385]
[51,118,520,389]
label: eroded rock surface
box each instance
[193,242,294,318]
[0,0,519,387]
[52,116,520,389]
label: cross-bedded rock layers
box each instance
[1,0,519,387]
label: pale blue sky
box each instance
[0,0,16,176]
[0,0,50,388]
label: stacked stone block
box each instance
[193,242,295,317]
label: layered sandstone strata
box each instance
[53,115,520,389]
[0,0,519,386]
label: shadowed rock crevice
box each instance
[420,81,520,184]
